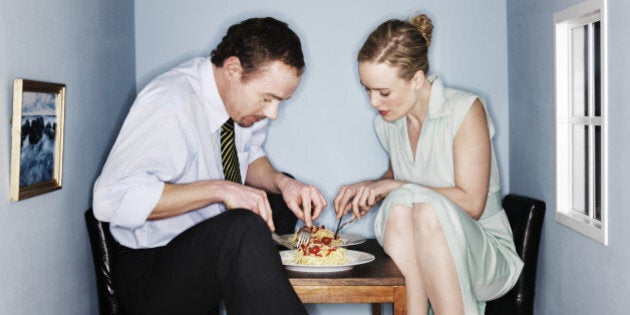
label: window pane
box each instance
[593,21,601,117]
[595,125,601,220]
[571,25,589,117]
[572,125,589,215]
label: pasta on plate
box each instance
[290,226,348,265]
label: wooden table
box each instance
[285,239,406,315]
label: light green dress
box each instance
[373,75,524,315]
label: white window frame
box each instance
[554,0,608,244]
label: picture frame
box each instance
[9,79,66,201]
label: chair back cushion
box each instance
[84,209,123,314]
[485,194,545,315]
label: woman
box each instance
[333,13,523,314]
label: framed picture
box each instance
[9,79,66,201]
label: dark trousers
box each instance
[114,193,305,315]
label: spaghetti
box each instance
[290,226,348,265]
[288,225,344,247]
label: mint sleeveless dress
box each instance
[373,75,524,314]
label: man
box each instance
[93,17,326,314]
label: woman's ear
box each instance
[223,56,243,80]
[411,70,426,90]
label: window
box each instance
[554,0,607,244]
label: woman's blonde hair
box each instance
[357,13,433,81]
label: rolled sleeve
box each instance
[114,181,164,228]
[93,102,194,228]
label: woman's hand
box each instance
[333,179,401,220]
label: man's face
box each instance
[226,60,302,127]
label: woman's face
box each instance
[358,62,421,122]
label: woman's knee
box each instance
[382,186,416,232]
[383,205,414,257]
[412,203,443,235]
[386,204,414,233]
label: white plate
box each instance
[280,249,375,273]
[274,233,366,249]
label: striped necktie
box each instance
[220,118,242,184]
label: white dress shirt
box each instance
[93,57,268,249]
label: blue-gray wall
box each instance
[134,1,508,314]
[507,0,630,314]
[0,1,135,314]
[4,0,627,314]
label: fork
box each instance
[296,226,311,247]
[271,232,293,249]
[333,217,356,240]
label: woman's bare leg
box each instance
[383,204,428,314]
[412,203,464,315]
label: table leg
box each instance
[371,303,381,315]
[393,286,407,315]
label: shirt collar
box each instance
[425,74,452,119]
[390,74,452,130]
[199,57,229,133]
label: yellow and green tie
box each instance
[220,118,242,184]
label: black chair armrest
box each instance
[84,209,123,315]
[486,194,545,315]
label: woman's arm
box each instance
[432,99,491,219]
[333,99,491,221]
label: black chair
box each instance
[85,209,123,315]
[486,194,546,315]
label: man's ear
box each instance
[223,56,243,80]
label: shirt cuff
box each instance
[112,181,165,229]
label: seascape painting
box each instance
[10,79,66,201]
[19,91,57,187]
[9,79,66,201]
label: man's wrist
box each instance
[275,172,292,193]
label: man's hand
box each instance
[222,181,275,231]
[150,180,274,232]
[278,177,327,227]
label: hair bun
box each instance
[409,14,433,47]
